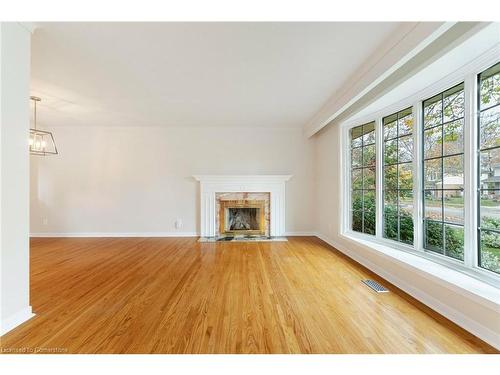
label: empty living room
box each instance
[1,1,499,372]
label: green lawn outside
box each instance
[424,196,500,208]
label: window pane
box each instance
[363,122,376,145]
[423,85,464,260]
[398,135,413,163]
[363,210,376,235]
[443,155,464,190]
[443,120,463,156]
[424,159,442,189]
[399,189,414,244]
[445,224,464,261]
[399,188,413,202]
[384,165,397,190]
[479,105,500,150]
[399,213,414,245]
[425,220,443,254]
[384,118,397,140]
[382,108,415,246]
[398,110,413,136]
[480,148,500,188]
[351,147,362,168]
[363,190,376,213]
[352,190,363,211]
[424,190,442,221]
[352,211,363,232]
[480,191,500,230]
[443,192,464,224]
[350,121,377,235]
[384,190,397,210]
[398,163,413,190]
[351,126,363,148]
[443,84,465,122]
[351,169,362,190]
[363,167,375,189]
[424,126,442,159]
[384,139,398,165]
[424,94,442,129]
[363,144,376,166]
[480,229,500,274]
[479,62,500,109]
[384,213,398,240]
[479,63,500,273]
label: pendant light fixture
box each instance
[29,96,58,156]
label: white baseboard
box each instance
[1,306,35,336]
[315,232,500,350]
[30,232,318,238]
[284,232,317,236]
[30,232,199,238]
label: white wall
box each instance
[30,126,315,235]
[313,123,500,349]
[0,23,33,334]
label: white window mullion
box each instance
[413,102,424,252]
[463,73,477,268]
[375,117,383,238]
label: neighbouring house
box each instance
[481,163,500,197]
[434,175,464,198]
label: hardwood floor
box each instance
[0,237,496,354]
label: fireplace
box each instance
[219,200,266,236]
[216,193,270,237]
[193,175,292,238]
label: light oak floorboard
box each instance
[0,237,496,354]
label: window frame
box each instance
[477,61,500,275]
[382,107,415,245]
[349,121,376,235]
[421,82,466,262]
[341,46,500,286]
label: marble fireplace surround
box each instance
[193,175,292,237]
[216,192,270,236]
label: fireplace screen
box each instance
[219,200,266,235]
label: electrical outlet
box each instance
[42,217,48,226]
[175,219,183,230]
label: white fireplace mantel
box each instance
[193,175,292,237]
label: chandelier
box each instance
[29,96,58,156]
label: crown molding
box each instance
[304,22,489,138]
[18,22,37,34]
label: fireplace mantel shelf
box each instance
[193,175,293,237]
[193,175,293,183]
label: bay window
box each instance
[345,57,500,282]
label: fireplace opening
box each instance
[227,208,260,231]
[219,199,266,236]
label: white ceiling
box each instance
[31,22,401,129]
[349,23,500,122]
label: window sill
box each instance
[341,232,500,310]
